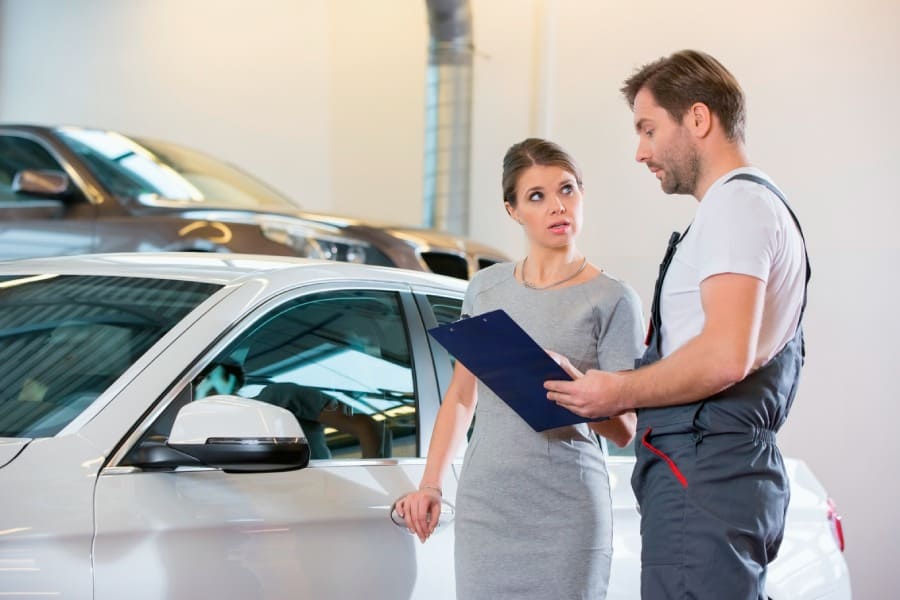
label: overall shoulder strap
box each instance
[726,173,811,347]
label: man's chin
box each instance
[662,180,692,195]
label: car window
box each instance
[420,252,469,280]
[55,127,299,212]
[0,136,65,202]
[192,289,418,461]
[0,274,221,438]
[425,294,462,367]
[424,294,477,448]
[426,294,463,325]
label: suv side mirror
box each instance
[165,395,310,473]
[12,169,70,197]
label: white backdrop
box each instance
[1,0,897,596]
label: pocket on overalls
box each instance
[640,427,697,487]
[634,428,700,569]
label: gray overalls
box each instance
[631,174,810,599]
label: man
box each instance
[545,50,810,599]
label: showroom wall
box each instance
[1,0,897,596]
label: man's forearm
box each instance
[620,332,750,411]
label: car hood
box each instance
[137,201,509,259]
[378,226,508,258]
[296,211,506,256]
[142,204,342,232]
[0,438,30,469]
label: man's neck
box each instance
[694,144,749,201]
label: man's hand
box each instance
[545,368,629,419]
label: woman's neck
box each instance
[521,246,583,283]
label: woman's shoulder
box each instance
[583,271,642,308]
[467,261,516,295]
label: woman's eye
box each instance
[645,129,654,138]
[561,184,574,195]
[528,191,543,202]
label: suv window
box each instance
[194,289,417,460]
[0,136,65,203]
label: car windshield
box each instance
[0,274,221,438]
[54,127,299,211]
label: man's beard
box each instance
[661,145,701,196]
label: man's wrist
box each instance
[616,370,640,412]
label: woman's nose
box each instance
[550,195,566,214]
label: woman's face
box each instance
[506,164,583,249]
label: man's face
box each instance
[632,87,700,196]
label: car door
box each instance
[0,133,96,259]
[92,281,457,599]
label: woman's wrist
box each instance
[418,483,442,496]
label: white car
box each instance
[0,253,850,599]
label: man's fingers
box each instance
[547,392,581,413]
[544,379,576,394]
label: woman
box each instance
[396,138,644,599]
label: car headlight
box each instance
[259,217,370,264]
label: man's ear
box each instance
[687,102,712,138]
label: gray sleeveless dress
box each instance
[454,262,644,600]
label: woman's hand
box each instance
[395,487,443,543]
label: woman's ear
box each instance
[505,201,521,224]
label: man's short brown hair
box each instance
[621,50,746,142]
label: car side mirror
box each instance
[12,169,71,197]
[166,395,310,473]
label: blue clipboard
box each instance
[428,309,603,432]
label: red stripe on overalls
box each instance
[641,427,688,488]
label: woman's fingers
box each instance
[427,500,442,535]
[545,349,583,379]
[401,492,438,542]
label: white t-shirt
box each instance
[659,167,807,368]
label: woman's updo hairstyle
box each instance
[501,138,583,207]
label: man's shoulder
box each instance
[700,168,783,222]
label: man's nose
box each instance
[635,138,650,163]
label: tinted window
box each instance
[0,136,64,202]
[420,252,468,280]
[192,289,418,460]
[0,275,220,437]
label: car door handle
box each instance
[390,495,456,532]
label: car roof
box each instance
[0,253,469,292]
